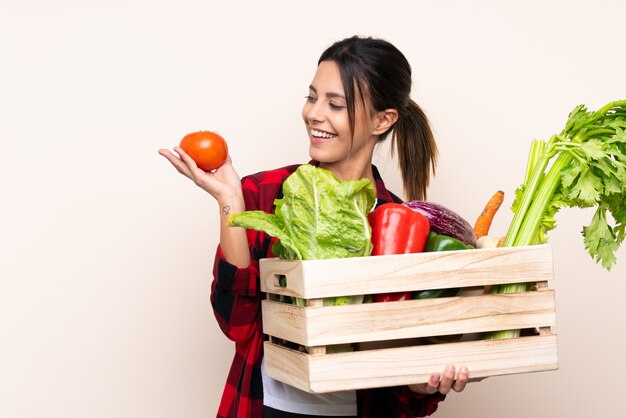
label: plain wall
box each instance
[2,1,625,417]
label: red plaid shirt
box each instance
[211,162,446,418]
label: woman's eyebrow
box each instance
[309,85,345,100]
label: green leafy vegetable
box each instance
[228,164,376,306]
[486,100,626,340]
[229,164,376,260]
[503,100,626,268]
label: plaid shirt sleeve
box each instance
[211,166,300,342]
[210,175,263,344]
[211,165,300,418]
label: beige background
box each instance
[2,0,625,417]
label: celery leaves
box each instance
[583,207,620,269]
[504,100,626,270]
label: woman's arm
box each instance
[216,195,250,269]
[160,146,269,343]
[159,146,250,267]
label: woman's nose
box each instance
[304,101,324,124]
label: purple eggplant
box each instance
[402,201,477,247]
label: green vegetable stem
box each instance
[486,100,626,340]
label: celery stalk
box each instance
[484,100,626,340]
[524,139,546,186]
[514,152,575,246]
[502,153,551,247]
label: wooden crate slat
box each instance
[262,290,556,346]
[261,245,558,392]
[260,245,553,298]
[264,342,311,392]
[264,334,559,393]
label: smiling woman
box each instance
[303,61,384,181]
[159,35,472,418]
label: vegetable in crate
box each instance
[474,190,505,239]
[368,203,430,255]
[228,164,376,306]
[424,232,474,252]
[367,203,430,302]
[402,200,477,247]
[487,100,626,340]
[502,100,626,268]
[417,231,475,344]
[412,232,473,300]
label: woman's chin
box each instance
[308,145,324,162]
[309,147,332,164]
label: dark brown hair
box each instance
[318,36,437,201]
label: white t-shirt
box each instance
[261,357,357,416]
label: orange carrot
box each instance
[474,190,505,239]
[497,236,506,247]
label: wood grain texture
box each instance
[262,290,556,346]
[260,245,553,298]
[264,335,559,393]
[260,245,558,392]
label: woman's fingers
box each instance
[409,364,477,395]
[437,365,455,394]
[452,366,469,392]
[160,147,241,201]
[425,373,441,394]
[408,373,440,394]
[164,146,214,186]
[409,364,476,395]
[173,147,207,181]
[159,148,193,178]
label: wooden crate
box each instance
[260,244,558,393]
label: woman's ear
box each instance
[372,109,399,136]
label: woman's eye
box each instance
[305,95,317,103]
[329,102,345,110]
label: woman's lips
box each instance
[310,128,338,144]
[310,134,338,145]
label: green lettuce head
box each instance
[228,164,376,260]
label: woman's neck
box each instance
[319,160,375,184]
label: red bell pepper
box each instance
[372,291,413,303]
[368,203,430,302]
[368,203,430,256]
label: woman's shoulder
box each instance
[240,163,305,211]
[240,163,306,199]
[242,163,305,185]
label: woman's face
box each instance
[302,60,378,176]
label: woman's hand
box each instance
[158,147,243,204]
[409,364,479,395]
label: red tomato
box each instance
[179,131,228,171]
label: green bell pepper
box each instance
[412,233,474,300]
[424,232,474,252]
[414,232,476,343]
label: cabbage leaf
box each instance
[228,164,376,261]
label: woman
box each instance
[160,36,472,418]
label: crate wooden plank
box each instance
[264,334,559,393]
[262,289,556,346]
[260,245,553,298]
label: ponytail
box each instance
[391,99,438,201]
